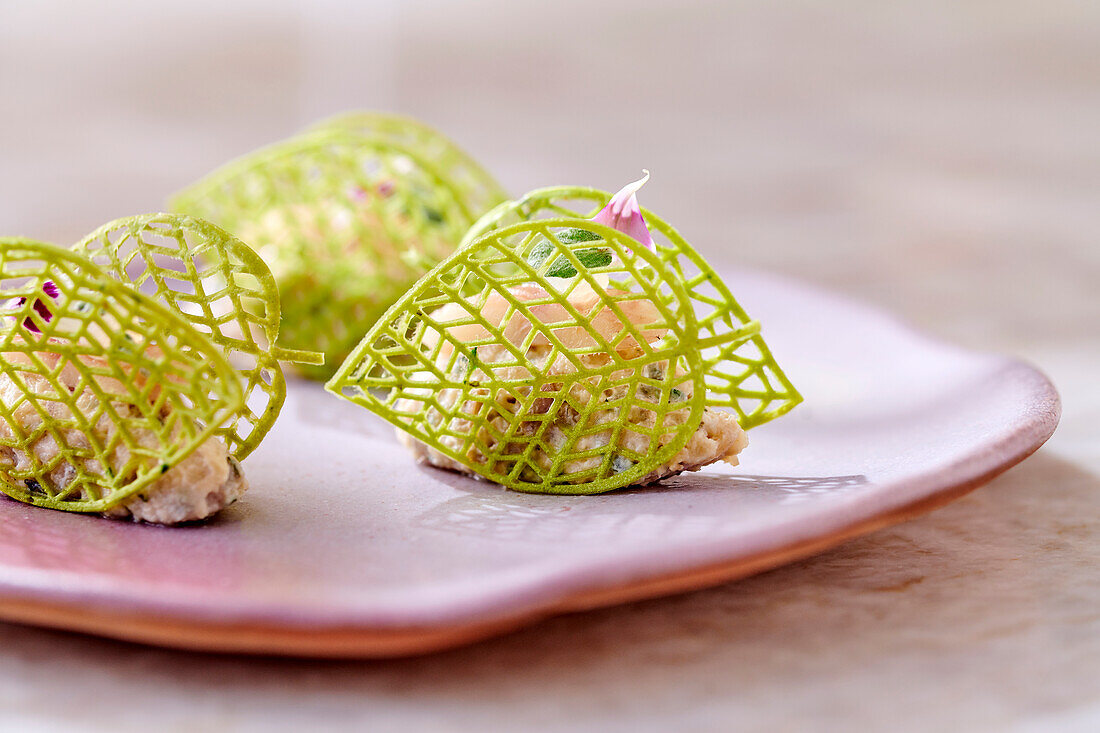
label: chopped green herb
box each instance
[526,233,613,278]
[545,248,612,278]
[669,388,686,402]
[556,227,602,244]
[526,240,554,270]
[452,347,477,382]
[452,353,470,379]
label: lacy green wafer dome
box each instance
[170,113,508,380]
[0,215,316,516]
[326,181,801,495]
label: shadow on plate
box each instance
[414,468,870,544]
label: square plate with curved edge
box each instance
[0,267,1060,657]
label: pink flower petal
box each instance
[591,170,654,251]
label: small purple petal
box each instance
[12,281,58,333]
[590,170,654,251]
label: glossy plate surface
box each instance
[0,268,1060,657]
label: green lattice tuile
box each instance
[0,214,319,513]
[169,112,508,380]
[326,185,802,495]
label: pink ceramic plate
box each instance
[0,268,1059,657]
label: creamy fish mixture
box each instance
[0,351,246,524]
[397,281,747,485]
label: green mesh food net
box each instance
[310,112,508,220]
[169,112,508,380]
[72,213,322,460]
[326,186,801,495]
[0,215,318,513]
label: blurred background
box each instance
[2,0,1097,356]
[0,1,1097,730]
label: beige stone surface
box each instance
[0,1,1097,730]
